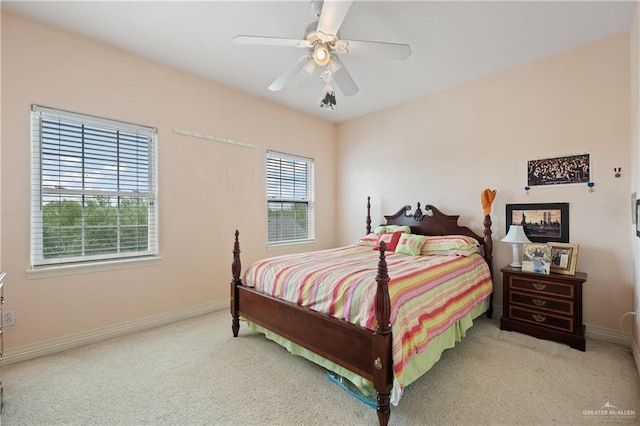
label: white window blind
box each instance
[266,150,314,245]
[31,105,158,267]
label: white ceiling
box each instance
[2,1,637,123]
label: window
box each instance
[31,105,158,267]
[266,150,314,245]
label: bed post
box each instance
[231,230,241,337]
[373,241,392,426]
[483,215,493,268]
[483,214,494,319]
[366,196,372,235]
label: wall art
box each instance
[506,203,569,243]
[527,153,590,187]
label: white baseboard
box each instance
[632,334,640,377]
[584,323,632,348]
[492,304,632,348]
[491,305,503,320]
[3,300,228,365]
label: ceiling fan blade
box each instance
[333,39,411,60]
[327,56,358,97]
[233,35,311,49]
[316,0,353,38]
[268,56,312,92]
[303,59,317,76]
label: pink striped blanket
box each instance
[243,244,492,396]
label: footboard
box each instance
[230,231,394,426]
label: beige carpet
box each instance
[2,310,639,425]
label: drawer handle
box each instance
[532,314,547,323]
[532,282,546,291]
[532,298,547,307]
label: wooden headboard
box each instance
[365,197,494,277]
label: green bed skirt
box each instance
[244,298,490,406]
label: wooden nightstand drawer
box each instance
[509,277,573,298]
[510,291,574,315]
[509,306,574,332]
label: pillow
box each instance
[421,235,479,254]
[395,234,428,256]
[373,225,411,235]
[356,233,378,247]
[373,231,403,251]
[386,225,411,234]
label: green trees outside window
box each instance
[42,196,149,259]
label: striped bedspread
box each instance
[244,244,492,398]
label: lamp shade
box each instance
[501,225,531,268]
[501,225,531,244]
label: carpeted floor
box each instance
[2,310,639,425]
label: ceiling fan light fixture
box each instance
[313,42,331,66]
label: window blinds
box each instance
[31,105,158,267]
[266,150,315,244]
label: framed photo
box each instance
[521,243,551,274]
[527,153,590,187]
[548,242,579,276]
[506,203,569,243]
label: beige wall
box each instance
[0,11,3,273]
[1,11,337,350]
[631,4,640,359]
[336,33,633,333]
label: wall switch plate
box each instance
[2,310,15,327]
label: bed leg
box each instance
[231,230,242,337]
[376,394,391,426]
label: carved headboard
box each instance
[365,197,493,275]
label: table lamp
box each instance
[501,225,531,268]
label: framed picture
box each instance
[506,203,569,243]
[521,243,551,274]
[527,153,590,187]
[548,242,579,276]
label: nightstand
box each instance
[500,266,587,351]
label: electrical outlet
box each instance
[2,310,15,327]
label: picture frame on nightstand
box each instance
[548,242,579,276]
[521,243,551,274]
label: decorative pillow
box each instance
[395,234,428,256]
[421,235,479,254]
[386,225,411,234]
[373,225,387,235]
[373,231,403,251]
[373,225,411,235]
[356,233,378,247]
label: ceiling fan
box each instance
[233,0,411,108]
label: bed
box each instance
[230,198,494,425]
